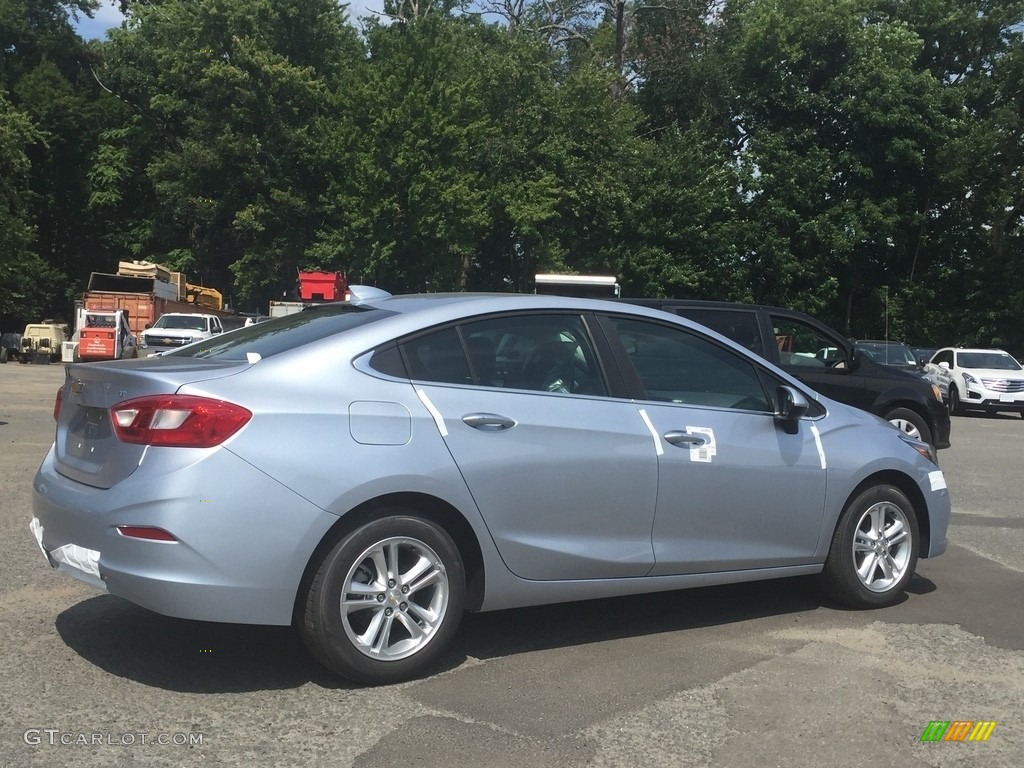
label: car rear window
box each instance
[166,304,393,361]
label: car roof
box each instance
[620,297,792,313]
[361,292,684,320]
[940,346,1011,354]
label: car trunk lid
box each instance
[53,360,250,489]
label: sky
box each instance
[70,1,125,41]
[71,1,387,42]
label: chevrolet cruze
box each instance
[31,293,950,684]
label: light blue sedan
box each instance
[31,292,950,684]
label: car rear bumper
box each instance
[31,445,338,625]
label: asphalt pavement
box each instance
[1,362,1020,767]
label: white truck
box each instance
[139,313,225,356]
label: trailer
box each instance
[83,272,234,339]
[269,271,350,317]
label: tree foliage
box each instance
[2,0,1023,353]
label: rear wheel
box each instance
[884,407,931,445]
[820,485,919,608]
[300,513,465,685]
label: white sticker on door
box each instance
[686,426,716,463]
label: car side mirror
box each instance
[775,385,809,434]
[939,361,950,370]
[145,323,152,329]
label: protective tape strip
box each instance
[637,408,664,456]
[809,423,827,469]
[415,388,448,437]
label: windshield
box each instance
[85,314,116,328]
[857,343,916,366]
[165,304,393,360]
[154,315,210,331]
[957,352,1022,371]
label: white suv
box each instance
[140,313,224,356]
[925,347,1024,417]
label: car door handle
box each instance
[663,430,709,447]
[462,413,517,431]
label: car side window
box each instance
[934,350,953,366]
[459,314,607,395]
[607,316,772,412]
[397,315,608,395]
[401,327,472,385]
[770,315,845,368]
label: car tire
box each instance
[884,407,931,445]
[820,484,919,608]
[0,347,7,363]
[300,513,466,685]
[948,386,963,416]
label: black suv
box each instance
[621,299,951,449]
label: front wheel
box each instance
[948,386,963,416]
[300,513,466,685]
[820,485,919,608]
[884,407,931,445]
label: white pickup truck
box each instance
[139,313,224,356]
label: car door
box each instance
[599,314,828,574]
[768,312,869,410]
[400,313,659,581]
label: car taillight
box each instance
[54,387,63,420]
[110,395,251,448]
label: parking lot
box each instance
[1,362,1021,768]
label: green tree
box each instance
[884,0,1024,351]
[0,93,53,321]
[1,0,113,322]
[89,0,363,309]
[314,14,640,293]
[722,0,953,330]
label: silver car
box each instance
[31,293,950,684]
